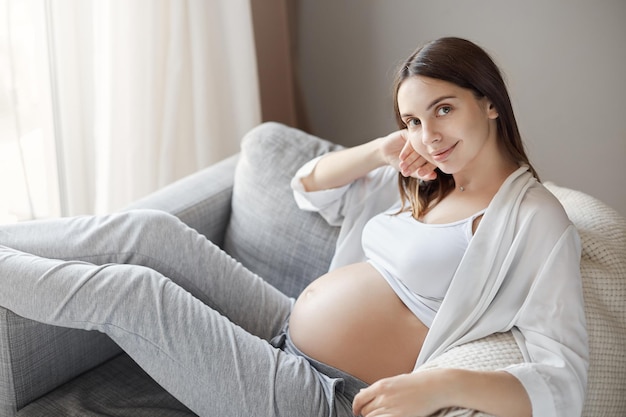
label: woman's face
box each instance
[396,75,499,175]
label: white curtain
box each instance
[0,0,60,223]
[46,0,261,215]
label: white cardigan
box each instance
[292,159,589,417]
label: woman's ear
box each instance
[486,101,499,119]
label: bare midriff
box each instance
[288,262,428,385]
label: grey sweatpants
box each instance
[0,210,356,417]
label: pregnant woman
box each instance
[0,37,587,417]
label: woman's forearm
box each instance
[300,138,387,192]
[445,369,532,417]
[353,368,532,417]
[299,129,437,192]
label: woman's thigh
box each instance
[0,210,293,340]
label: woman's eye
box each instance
[406,118,421,127]
[436,106,451,116]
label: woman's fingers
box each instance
[352,386,376,416]
[399,141,437,180]
[382,130,437,181]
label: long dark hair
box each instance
[393,37,538,219]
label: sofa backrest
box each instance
[223,122,343,298]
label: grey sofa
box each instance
[1,122,624,416]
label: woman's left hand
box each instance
[352,370,448,417]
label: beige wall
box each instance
[294,0,626,215]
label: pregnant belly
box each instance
[288,262,428,384]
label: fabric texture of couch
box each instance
[0,122,624,416]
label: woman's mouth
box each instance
[431,142,458,162]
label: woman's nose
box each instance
[421,123,441,145]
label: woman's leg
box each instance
[0,210,290,340]
[0,246,332,417]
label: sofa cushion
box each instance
[223,122,343,298]
[16,354,194,417]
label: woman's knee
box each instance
[120,209,186,238]
[124,209,181,229]
[109,210,190,260]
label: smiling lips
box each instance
[431,142,458,162]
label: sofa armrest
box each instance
[0,311,121,415]
[0,154,238,415]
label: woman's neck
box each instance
[452,158,519,196]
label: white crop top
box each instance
[362,203,485,327]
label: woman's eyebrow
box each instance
[426,95,456,111]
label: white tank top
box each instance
[362,203,485,327]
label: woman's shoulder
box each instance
[519,180,574,233]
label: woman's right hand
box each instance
[380,130,437,180]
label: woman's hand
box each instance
[380,130,437,180]
[352,370,448,417]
